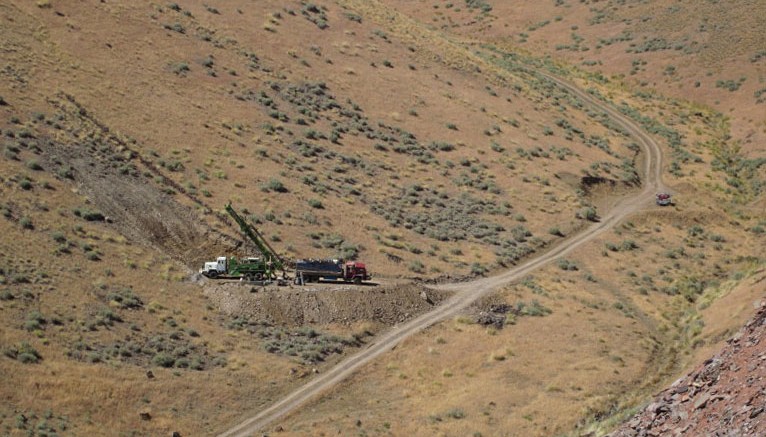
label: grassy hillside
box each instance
[386,0,766,154]
[0,0,763,436]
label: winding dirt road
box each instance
[218,73,666,437]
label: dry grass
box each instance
[0,0,763,435]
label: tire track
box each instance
[218,71,666,437]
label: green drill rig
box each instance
[199,203,286,281]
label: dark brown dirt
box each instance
[203,281,451,327]
[608,300,766,437]
[37,94,240,269]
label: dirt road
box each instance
[217,74,666,437]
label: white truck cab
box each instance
[201,256,228,277]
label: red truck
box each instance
[294,259,371,284]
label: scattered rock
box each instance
[694,393,711,410]
[608,305,766,436]
[476,311,505,328]
[420,291,432,304]
[139,411,151,421]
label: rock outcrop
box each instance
[609,301,766,436]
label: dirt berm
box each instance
[203,281,452,327]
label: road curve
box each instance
[218,74,665,437]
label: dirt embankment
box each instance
[203,281,452,327]
[39,94,239,269]
[608,300,766,437]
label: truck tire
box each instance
[255,272,264,281]
[207,270,218,279]
[354,277,362,285]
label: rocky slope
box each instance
[609,300,766,436]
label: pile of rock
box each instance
[609,302,766,436]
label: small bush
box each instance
[19,217,33,230]
[576,206,598,221]
[152,352,176,368]
[264,178,287,193]
[107,288,143,309]
[26,160,43,171]
[4,342,41,364]
[408,260,425,273]
[24,311,46,331]
[163,22,186,34]
[73,208,106,221]
[557,259,578,271]
[19,179,33,190]
[620,240,639,251]
[308,198,324,209]
[517,300,552,317]
[51,231,67,243]
[172,62,190,76]
[57,166,74,179]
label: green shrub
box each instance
[19,179,33,190]
[107,288,143,309]
[171,62,190,75]
[19,217,33,230]
[446,408,466,419]
[337,242,360,260]
[620,239,639,251]
[56,165,74,179]
[548,227,563,237]
[24,311,45,331]
[308,198,324,209]
[264,178,287,193]
[576,206,598,221]
[152,352,175,368]
[73,208,106,221]
[26,160,43,171]
[517,300,552,317]
[557,259,578,271]
[408,260,425,273]
[4,342,41,364]
[163,22,186,34]
[470,263,487,275]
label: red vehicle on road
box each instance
[656,193,672,206]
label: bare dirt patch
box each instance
[35,94,239,269]
[204,281,451,327]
